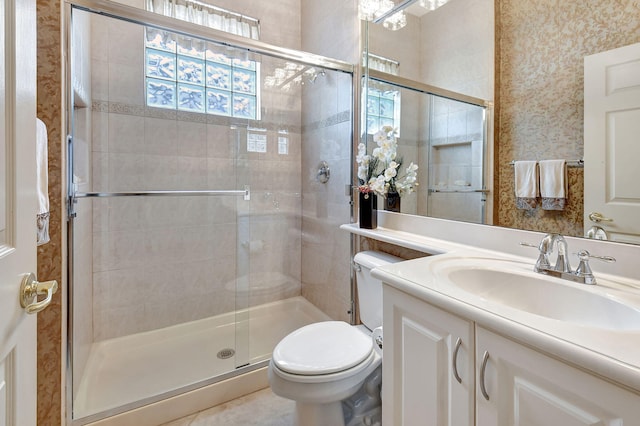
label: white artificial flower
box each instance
[356,143,367,164]
[358,165,369,181]
[372,147,386,161]
[384,161,399,181]
[373,130,387,145]
[384,168,397,181]
[368,175,387,196]
[356,128,418,197]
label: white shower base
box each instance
[74,296,330,421]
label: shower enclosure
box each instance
[66,1,355,423]
[364,70,490,223]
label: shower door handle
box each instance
[20,273,58,314]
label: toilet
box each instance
[268,251,402,426]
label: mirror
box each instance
[363,0,640,245]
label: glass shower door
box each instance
[68,8,254,420]
[67,2,353,423]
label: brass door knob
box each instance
[20,273,58,314]
[588,212,613,223]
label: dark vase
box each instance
[385,190,401,213]
[359,192,377,229]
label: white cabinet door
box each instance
[584,42,640,244]
[476,327,640,426]
[0,0,38,425]
[382,286,474,426]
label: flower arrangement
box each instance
[356,125,418,198]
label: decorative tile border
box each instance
[93,99,304,133]
[302,109,351,132]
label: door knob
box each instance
[588,212,613,223]
[20,273,58,314]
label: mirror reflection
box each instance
[364,78,490,223]
[363,0,640,245]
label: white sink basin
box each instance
[432,258,640,331]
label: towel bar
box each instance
[509,160,584,168]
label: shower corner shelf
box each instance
[431,140,473,148]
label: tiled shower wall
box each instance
[85,8,303,342]
[300,0,358,322]
[426,97,485,223]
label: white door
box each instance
[584,42,640,244]
[0,0,39,425]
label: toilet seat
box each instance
[272,321,373,376]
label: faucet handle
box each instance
[574,250,616,285]
[575,250,616,263]
[520,242,551,272]
[519,242,537,248]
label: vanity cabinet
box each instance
[476,326,640,426]
[382,286,475,426]
[383,285,640,426]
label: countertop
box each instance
[341,223,640,393]
[373,251,640,393]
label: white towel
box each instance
[539,159,567,211]
[514,161,538,210]
[36,118,50,246]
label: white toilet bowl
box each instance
[268,321,381,426]
[268,251,402,426]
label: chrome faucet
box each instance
[521,234,616,285]
[530,233,571,273]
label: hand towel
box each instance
[514,161,538,210]
[36,118,50,246]
[539,159,567,211]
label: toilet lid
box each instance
[272,321,373,376]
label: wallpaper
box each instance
[495,0,640,235]
[36,0,64,424]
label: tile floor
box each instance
[160,388,294,426]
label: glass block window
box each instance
[145,29,260,119]
[366,88,400,134]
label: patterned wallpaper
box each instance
[495,0,640,236]
[36,0,64,424]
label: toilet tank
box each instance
[354,250,403,331]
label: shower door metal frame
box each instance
[63,1,356,424]
[363,69,493,223]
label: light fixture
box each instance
[375,0,395,19]
[418,0,449,11]
[358,0,407,31]
[382,10,407,31]
[358,0,383,21]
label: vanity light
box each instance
[358,0,407,31]
[382,10,407,31]
[418,0,449,11]
[358,0,384,21]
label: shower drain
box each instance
[217,348,236,359]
